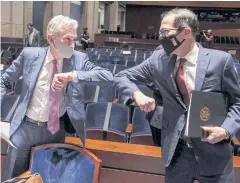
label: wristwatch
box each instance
[225,129,231,140]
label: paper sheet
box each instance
[0,121,17,148]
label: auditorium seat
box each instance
[89,54,100,62]
[220,36,226,44]
[1,138,8,182]
[109,56,126,65]
[130,107,154,146]
[226,36,230,44]
[83,83,116,103]
[1,50,12,59]
[85,102,129,142]
[214,36,220,43]
[96,58,113,65]
[98,55,109,60]
[96,63,115,74]
[1,94,20,122]
[126,61,136,68]
[115,64,127,75]
[234,37,240,44]
[22,143,101,183]
[230,37,235,44]
[232,135,240,156]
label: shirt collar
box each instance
[177,43,199,65]
[46,48,54,64]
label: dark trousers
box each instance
[3,117,65,181]
[165,140,235,183]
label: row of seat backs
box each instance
[85,102,153,144]
[0,94,154,147]
[1,47,23,62]
[79,83,153,104]
[3,91,240,150]
[86,48,152,59]
[88,54,150,65]
[195,35,240,45]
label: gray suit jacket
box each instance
[0,47,113,147]
[26,29,41,47]
[114,44,240,175]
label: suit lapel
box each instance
[29,47,48,93]
[194,45,210,90]
[164,54,186,108]
[62,55,74,94]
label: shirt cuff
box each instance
[72,71,78,83]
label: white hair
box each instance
[47,15,78,35]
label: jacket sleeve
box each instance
[113,56,154,104]
[75,54,113,82]
[221,53,240,136]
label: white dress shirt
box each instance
[26,48,66,122]
[174,43,199,94]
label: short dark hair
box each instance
[27,23,33,27]
[161,8,199,37]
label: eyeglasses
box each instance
[159,28,179,37]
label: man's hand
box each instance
[201,126,229,144]
[51,72,73,91]
[132,91,156,112]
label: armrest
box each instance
[113,98,119,103]
[126,124,132,134]
[232,136,240,145]
[232,136,240,156]
[18,170,30,178]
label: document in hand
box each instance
[184,90,227,138]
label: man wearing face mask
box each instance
[114,8,240,183]
[1,15,113,180]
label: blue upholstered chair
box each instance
[86,102,129,142]
[1,94,20,122]
[233,131,240,156]
[130,107,154,146]
[26,143,101,183]
[1,138,8,182]
[83,83,116,103]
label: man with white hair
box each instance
[1,15,113,180]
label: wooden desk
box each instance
[65,137,240,183]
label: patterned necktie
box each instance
[48,60,60,134]
[175,58,190,106]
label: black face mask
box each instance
[159,31,185,55]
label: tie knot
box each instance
[52,60,58,65]
[179,58,187,67]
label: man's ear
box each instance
[184,27,191,37]
[47,34,54,44]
